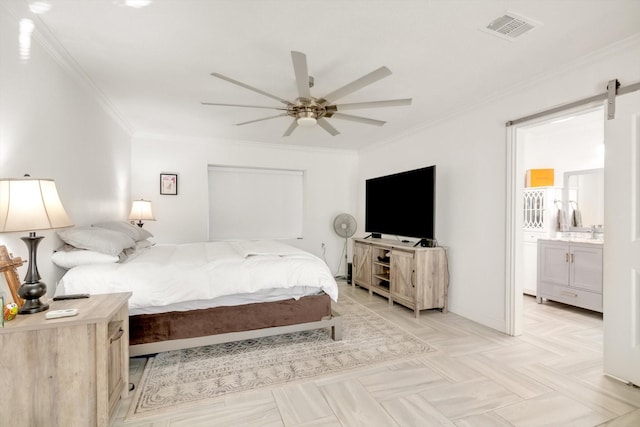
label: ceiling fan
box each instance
[202,51,412,137]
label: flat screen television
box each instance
[365,165,436,245]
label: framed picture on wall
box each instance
[160,173,178,195]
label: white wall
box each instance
[131,134,358,275]
[0,6,131,295]
[357,36,640,332]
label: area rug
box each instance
[126,295,434,420]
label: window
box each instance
[207,165,304,240]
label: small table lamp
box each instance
[128,199,155,227]
[0,177,73,314]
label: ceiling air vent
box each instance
[481,12,541,41]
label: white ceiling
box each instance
[6,0,640,150]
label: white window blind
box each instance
[208,165,304,240]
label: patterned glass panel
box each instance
[523,189,545,230]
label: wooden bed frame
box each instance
[128,293,342,356]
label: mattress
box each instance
[129,286,323,315]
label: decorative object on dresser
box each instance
[126,294,433,421]
[0,245,25,307]
[0,292,131,426]
[0,176,73,314]
[128,199,155,227]
[536,238,603,312]
[4,301,18,322]
[352,238,448,317]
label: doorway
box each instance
[507,104,605,336]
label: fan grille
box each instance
[333,214,357,238]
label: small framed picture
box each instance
[160,173,178,195]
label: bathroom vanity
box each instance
[536,238,603,312]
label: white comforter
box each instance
[55,240,338,310]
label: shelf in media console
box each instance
[361,237,436,249]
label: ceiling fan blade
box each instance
[201,102,287,110]
[319,66,392,104]
[236,113,289,126]
[291,51,311,99]
[331,113,386,126]
[334,98,412,110]
[282,119,298,137]
[316,118,340,136]
[210,72,291,105]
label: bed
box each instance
[52,223,341,356]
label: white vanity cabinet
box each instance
[536,239,603,312]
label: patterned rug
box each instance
[126,295,434,420]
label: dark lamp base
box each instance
[18,298,49,314]
[18,233,49,315]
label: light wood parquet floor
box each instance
[111,282,640,426]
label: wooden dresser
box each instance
[352,238,448,317]
[0,292,131,427]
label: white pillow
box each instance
[135,239,152,249]
[57,226,136,256]
[92,220,153,242]
[52,246,120,269]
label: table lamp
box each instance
[0,176,73,314]
[128,199,155,227]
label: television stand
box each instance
[351,238,448,318]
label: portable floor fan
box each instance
[333,213,357,279]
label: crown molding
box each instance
[363,33,640,153]
[132,131,359,156]
[1,1,133,136]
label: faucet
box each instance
[591,225,604,239]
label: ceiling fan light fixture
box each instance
[296,110,317,127]
[297,117,317,127]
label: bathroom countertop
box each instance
[540,236,604,245]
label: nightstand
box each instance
[0,292,131,427]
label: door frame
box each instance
[505,103,605,336]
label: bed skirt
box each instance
[129,293,335,353]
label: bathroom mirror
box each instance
[563,168,604,230]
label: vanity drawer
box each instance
[538,282,602,312]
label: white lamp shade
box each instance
[128,199,155,221]
[0,178,73,232]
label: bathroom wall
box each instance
[521,107,605,188]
